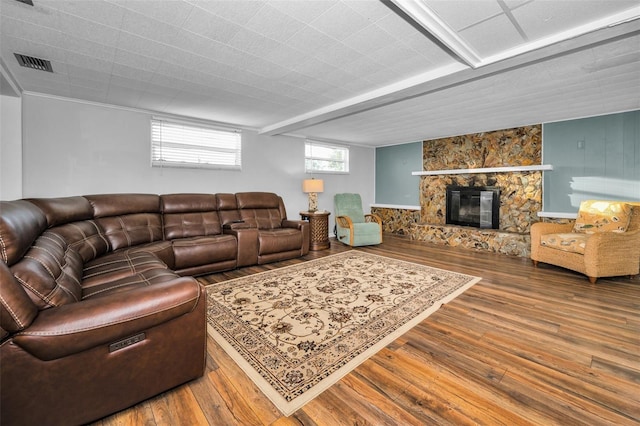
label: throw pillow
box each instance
[573,200,632,234]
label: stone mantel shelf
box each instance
[412,164,553,176]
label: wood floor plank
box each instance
[93,234,640,425]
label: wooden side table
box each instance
[300,210,331,250]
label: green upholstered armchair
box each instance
[334,193,382,246]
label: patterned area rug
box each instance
[205,251,481,415]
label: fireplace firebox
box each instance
[446,186,500,229]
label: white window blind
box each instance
[305,140,349,173]
[151,118,241,170]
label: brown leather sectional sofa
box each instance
[0,192,309,425]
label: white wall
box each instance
[21,93,375,230]
[0,94,22,200]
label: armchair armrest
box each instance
[13,277,202,361]
[336,215,353,229]
[530,221,574,260]
[365,214,382,225]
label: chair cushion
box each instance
[573,200,632,234]
[334,193,366,223]
[540,233,589,254]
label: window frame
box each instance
[151,117,242,171]
[305,140,350,174]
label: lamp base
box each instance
[308,192,318,212]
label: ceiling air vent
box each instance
[14,53,53,72]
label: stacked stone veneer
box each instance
[371,207,420,236]
[410,125,543,257]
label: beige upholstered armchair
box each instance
[531,201,640,284]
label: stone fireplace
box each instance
[412,125,542,257]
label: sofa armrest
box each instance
[12,277,202,361]
[223,227,259,267]
[223,221,254,230]
[282,219,306,229]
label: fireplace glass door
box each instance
[446,186,500,229]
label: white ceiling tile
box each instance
[342,25,397,56]
[424,0,503,32]
[244,4,307,43]
[1,16,66,48]
[57,11,121,46]
[115,32,172,59]
[282,25,340,55]
[268,0,336,24]
[51,0,125,28]
[119,10,181,45]
[309,2,372,41]
[226,28,283,58]
[111,63,156,82]
[181,7,243,44]
[62,35,116,62]
[113,49,160,72]
[109,0,194,27]
[343,0,394,24]
[314,45,364,69]
[190,0,266,25]
[63,51,114,73]
[459,13,525,57]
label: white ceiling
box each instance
[1,0,639,146]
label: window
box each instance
[305,140,349,173]
[151,118,241,170]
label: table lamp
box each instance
[302,178,324,212]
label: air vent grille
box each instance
[14,53,53,72]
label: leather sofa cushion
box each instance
[257,228,303,255]
[82,250,168,291]
[172,235,237,269]
[10,230,84,310]
[82,267,180,300]
[0,200,47,266]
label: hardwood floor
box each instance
[95,234,640,425]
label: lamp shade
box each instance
[302,179,324,193]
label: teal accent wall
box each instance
[543,110,640,213]
[375,142,422,205]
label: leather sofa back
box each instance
[216,193,242,225]
[161,194,222,239]
[86,194,163,251]
[28,196,109,263]
[235,192,286,229]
